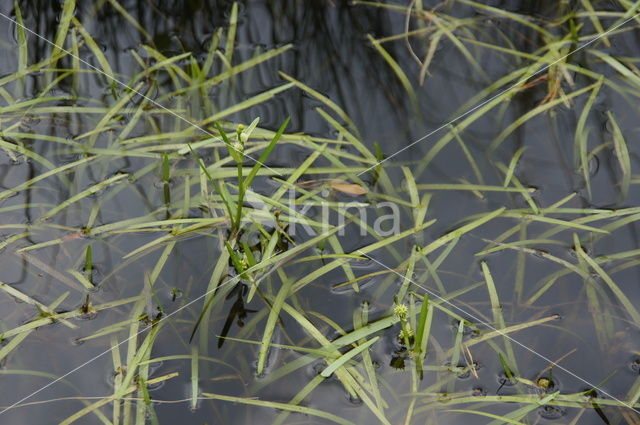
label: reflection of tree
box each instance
[8,0,409,134]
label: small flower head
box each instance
[398,328,414,340]
[236,124,249,145]
[393,303,408,319]
[536,377,552,389]
[232,138,245,155]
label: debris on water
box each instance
[71,338,84,346]
[170,287,183,301]
[497,371,517,387]
[296,178,368,195]
[471,386,486,396]
[347,393,363,405]
[77,294,97,320]
[449,319,479,338]
[311,361,327,376]
[456,367,471,380]
[330,182,368,195]
[532,249,550,259]
[537,404,565,420]
[0,149,26,165]
[536,376,556,392]
[630,356,640,374]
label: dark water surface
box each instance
[1,1,640,424]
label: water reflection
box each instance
[0,1,640,424]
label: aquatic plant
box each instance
[0,1,639,424]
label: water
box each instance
[0,1,640,424]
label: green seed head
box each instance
[232,140,244,154]
[536,377,552,389]
[398,328,414,339]
[393,303,408,319]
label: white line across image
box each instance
[0,5,639,420]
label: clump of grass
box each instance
[2,1,640,425]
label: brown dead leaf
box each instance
[329,183,368,195]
